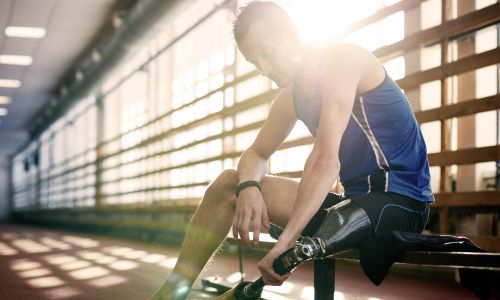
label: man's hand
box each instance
[257,245,291,285]
[232,187,270,245]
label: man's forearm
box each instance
[277,152,339,248]
[237,148,268,183]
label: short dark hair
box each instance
[233,1,298,42]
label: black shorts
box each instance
[301,191,430,237]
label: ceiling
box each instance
[0,0,124,157]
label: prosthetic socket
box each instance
[274,199,372,275]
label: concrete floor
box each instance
[0,224,482,299]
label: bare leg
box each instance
[149,170,299,300]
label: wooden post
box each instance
[438,0,451,233]
[440,0,451,194]
[454,0,477,236]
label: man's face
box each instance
[237,22,300,88]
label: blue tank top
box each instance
[293,70,434,202]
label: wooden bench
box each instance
[217,236,500,300]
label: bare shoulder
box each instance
[320,43,385,92]
[321,43,376,67]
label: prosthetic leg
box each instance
[217,199,373,300]
[275,199,373,274]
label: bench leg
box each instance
[238,245,244,282]
[314,258,335,300]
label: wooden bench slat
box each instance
[398,251,500,269]
[396,48,500,90]
[415,94,500,123]
[432,190,500,208]
[373,3,500,61]
[428,145,500,166]
[226,238,500,269]
[337,0,421,39]
[335,249,500,269]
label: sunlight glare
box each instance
[62,236,99,248]
[284,0,378,44]
[264,281,293,294]
[0,242,18,255]
[94,255,118,264]
[11,239,51,253]
[278,0,407,82]
[69,266,110,280]
[27,276,65,288]
[140,253,167,263]
[88,275,127,287]
[261,291,286,300]
[383,56,405,80]
[10,260,42,271]
[18,268,52,278]
[226,272,244,283]
[301,286,314,299]
[42,286,81,299]
[335,291,346,300]
[40,237,72,250]
[159,257,178,269]
[94,256,118,264]
[108,260,138,271]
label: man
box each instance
[150,1,434,299]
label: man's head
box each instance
[233,1,303,88]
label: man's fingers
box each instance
[261,272,280,285]
[252,216,260,245]
[261,203,270,229]
[240,213,251,244]
[232,219,239,239]
[260,263,289,285]
[232,203,242,239]
[234,194,266,245]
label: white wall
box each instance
[0,156,11,221]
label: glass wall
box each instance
[11,0,499,210]
[12,95,97,209]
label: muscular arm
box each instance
[276,45,365,249]
[237,86,296,181]
[233,86,297,244]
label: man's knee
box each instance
[206,169,239,200]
